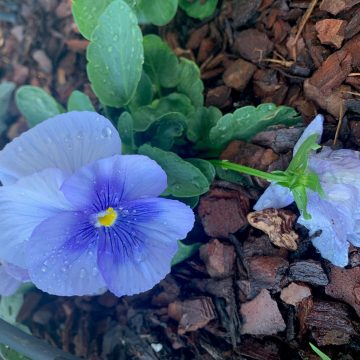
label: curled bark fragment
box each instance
[247,209,299,251]
[168,297,216,335]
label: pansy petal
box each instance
[0,111,121,185]
[310,147,360,192]
[26,212,106,296]
[253,183,294,211]
[298,193,350,267]
[0,265,22,296]
[2,263,30,282]
[61,155,168,210]
[97,198,194,296]
[0,168,73,267]
[325,183,359,231]
[293,114,324,155]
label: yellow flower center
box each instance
[97,207,118,227]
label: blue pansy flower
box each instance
[0,111,194,296]
[254,115,360,267]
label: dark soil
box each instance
[1,0,360,359]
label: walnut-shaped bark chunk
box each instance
[247,208,298,250]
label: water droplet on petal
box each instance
[133,247,145,263]
[76,131,83,140]
[79,268,86,279]
[41,265,47,273]
[92,267,99,276]
[123,209,129,217]
[44,136,52,144]
[101,127,113,138]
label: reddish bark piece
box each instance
[97,292,118,308]
[304,301,357,346]
[350,121,360,146]
[252,126,304,154]
[247,209,299,251]
[319,0,360,15]
[280,282,311,306]
[55,1,71,18]
[230,0,262,28]
[220,141,279,187]
[304,80,347,117]
[242,234,289,259]
[32,49,52,73]
[186,24,209,50]
[198,185,250,238]
[197,38,215,63]
[315,19,346,49]
[168,297,216,335]
[289,260,329,286]
[7,117,28,140]
[223,58,257,91]
[65,39,89,52]
[345,7,360,39]
[233,29,273,62]
[325,265,360,317]
[253,68,288,105]
[205,85,231,108]
[199,239,236,278]
[237,338,280,360]
[341,33,360,66]
[240,289,286,335]
[308,50,352,94]
[151,275,181,307]
[242,255,289,299]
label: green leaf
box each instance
[128,72,154,110]
[288,134,320,173]
[137,0,178,26]
[209,103,301,150]
[0,344,30,360]
[309,343,331,360]
[143,34,181,89]
[0,284,32,334]
[292,185,311,220]
[0,81,16,131]
[186,158,215,184]
[150,113,187,151]
[186,106,222,145]
[15,86,63,127]
[179,196,199,208]
[171,240,202,266]
[72,0,114,40]
[216,167,254,187]
[179,0,218,20]
[132,93,193,131]
[138,144,209,197]
[67,90,95,111]
[87,0,143,107]
[117,112,135,151]
[177,58,204,107]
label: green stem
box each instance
[210,160,287,183]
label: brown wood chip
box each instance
[240,289,286,335]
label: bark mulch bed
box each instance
[1,0,360,359]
